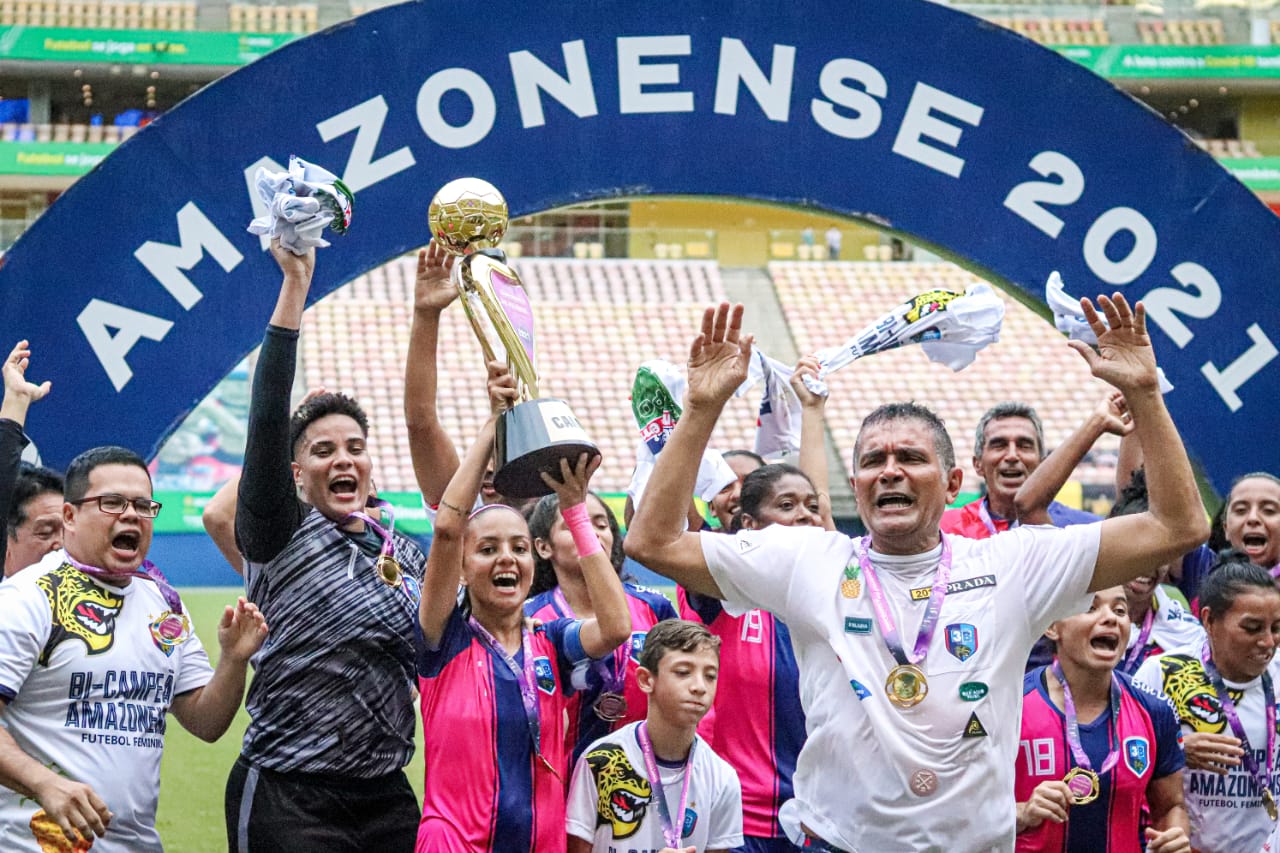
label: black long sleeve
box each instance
[0,418,30,542]
[235,325,306,563]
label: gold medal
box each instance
[375,555,403,588]
[885,664,928,708]
[1265,790,1279,821]
[1063,767,1100,805]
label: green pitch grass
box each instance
[158,585,677,850]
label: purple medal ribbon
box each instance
[976,497,1017,537]
[64,553,182,615]
[552,587,627,696]
[858,534,953,667]
[636,722,695,849]
[1050,660,1122,778]
[468,617,547,763]
[1201,641,1276,806]
[1269,563,1280,580]
[1119,605,1156,676]
[343,498,397,562]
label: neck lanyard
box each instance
[552,586,627,695]
[1201,641,1277,818]
[343,498,396,560]
[1051,660,1122,775]
[468,616,559,777]
[858,535,953,667]
[64,553,182,615]
[977,497,1017,536]
[1119,605,1156,676]
[636,722,695,849]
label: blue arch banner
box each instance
[2,0,1276,492]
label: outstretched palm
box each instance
[686,303,754,409]
[1069,294,1158,395]
[415,241,458,313]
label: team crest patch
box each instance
[945,623,978,662]
[148,611,191,657]
[533,657,556,695]
[1124,736,1150,776]
[850,679,872,700]
[35,563,125,665]
[629,632,647,664]
[586,743,652,839]
[682,806,697,837]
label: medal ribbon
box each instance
[1119,605,1155,676]
[636,722,695,849]
[343,498,397,562]
[552,587,627,695]
[1201,641,1276,805]
[468,617,546,760]
[64,553,182,615]
[1050,661,1122,777]
[976,497,1018,537]
[858,534,953,667]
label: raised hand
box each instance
[486,360,519,414]
[790,355,827,410]
[1094,390,1132,438]
[540,452,601,508]
[686,302,754,410]
[415,241,458,314]
[269,236,315,281]
[216,597,269,664]
[1068,294,1158,395]
[1,340,51,422]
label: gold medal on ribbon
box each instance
[885,664,928,708]
[1265,789,1279,821]
[375,555,403,588]
[1063,767,1101,805]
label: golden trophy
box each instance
[428,177,597,499]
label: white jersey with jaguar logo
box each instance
[0,549,213,852]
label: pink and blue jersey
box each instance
[416,607,592,853]
[1016,667,1184,853]
[678,587,805,842]
[524,581,676,763]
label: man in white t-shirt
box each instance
[0,446,267,852]
[625,298,1208,852]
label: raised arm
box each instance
[1075,295,1209,591]
[1012,390,1130,525]
[624,304,754,598]
[1,340,51,545]
[404,242,461,508]
[540,454,630,658]
[234,240,315,563]
[202,474,242,574]
[419,361,517,647]
[791,355,836,531]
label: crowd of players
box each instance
[0,237,1278,853]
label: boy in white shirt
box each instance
[567,619,743,853]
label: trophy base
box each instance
[494,398,598,500]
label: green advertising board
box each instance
[1219,157,1280,191]
[1057,44,1280,79]
[0,141,112,174]
[0,25,294,65]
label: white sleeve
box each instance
[565,749,598,843]
[0,580,51,701]
[1132,655,1167,698]
[700,525,838,623]
[704,757,745,849]
[997,523,1101,636]
[173,621,215,697]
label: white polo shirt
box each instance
[702,522,1100,852]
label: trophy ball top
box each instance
[428,178,510,256]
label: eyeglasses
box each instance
[69,494,162,518]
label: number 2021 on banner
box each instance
[1003,149,1278,413]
